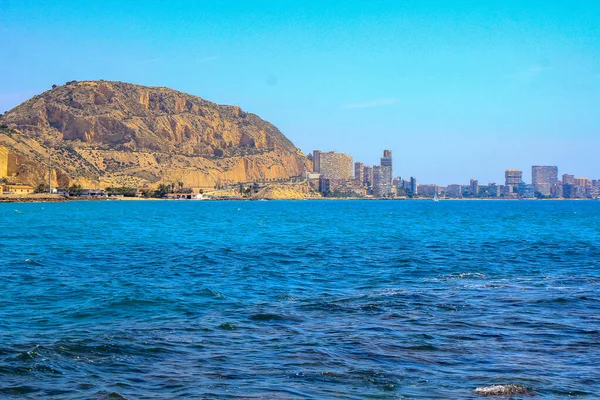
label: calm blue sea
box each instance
[1,200,599,399]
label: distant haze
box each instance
[1,1,599,185]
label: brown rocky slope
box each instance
[0,80,310,188]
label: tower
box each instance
[312,150,321,173]
[532,166,558,197]
[354,162,364,183]
[380,150,393,196]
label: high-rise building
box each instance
[562,174,575,185]
[380,150,393,196]
[488,183,500,197]
[563,184,575,199]
[470,179,479,197]
[410,177,418,195]
[317,151,353,180]
[318,176,330,193]
[575,177,589,188]
[505,169,523,193]
[0,146,8,178]
[532,166,558,197]
[551,183,563,198]
[418,184,437,197]
[363,166,373,187]
[372,166,382,195]
[312,150,322,173]
[446,184,462,198]
[354,162,364,183]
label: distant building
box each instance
[318,176,330,193]
[589,183,600,198]
[2,184,34,194]
[330,179,364,196]
[505,169,523,193]
[316,151,353,180]
[394,178,405,196]
[575,177,589,188]
[532,166,558,197]
[380,150,393,196]
[522,184,535,198]
[312,150,322,173]
[372,166,382,195]
[490,184,501,197]
[410,177,418,195]
[372,150,393,196]
[446,184,462,198]
[363,166,373,188]
[80,189,106,197]
[470,179,479,197]
[392,176,402,195]
[551,183,563,198]
[562,174,575,185]
[418,184,437,198]
[354,162,364,183]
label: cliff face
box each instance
[0,81,310,188]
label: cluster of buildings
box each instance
[500,166,600,199]
[309,149,419,197]
[437,166,599,199]
[306,148,599,199]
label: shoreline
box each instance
[1,194,597,204]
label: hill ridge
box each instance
[0,80,310,188]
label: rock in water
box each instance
[473,384,533,396]
[0,80,310,188]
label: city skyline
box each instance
[315,147,596,190]
[310,146,599,198]
[1,1,599,185]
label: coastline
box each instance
[0,194,68,203]
[1,194,597,203]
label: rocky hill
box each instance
[0,80,310,188]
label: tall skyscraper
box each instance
[312,150,321,173]
[363,166,373,187]
[470,179,479,196]
[372,165,382,195]
[505,169,522,185]
[317,151,353,180]
[380,150,393,196]
[354,162,364,183]
[532,166,558,197]
[505,169,523,193]
[0,146,8,178]
[410,177,418,195]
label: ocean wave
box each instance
[24,258,44,266]
[439,272,487,280]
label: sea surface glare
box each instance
[1,200,599,399]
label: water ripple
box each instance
[1,200,599,398]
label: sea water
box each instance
[1,200,599,398]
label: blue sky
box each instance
[1,0,599,185]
